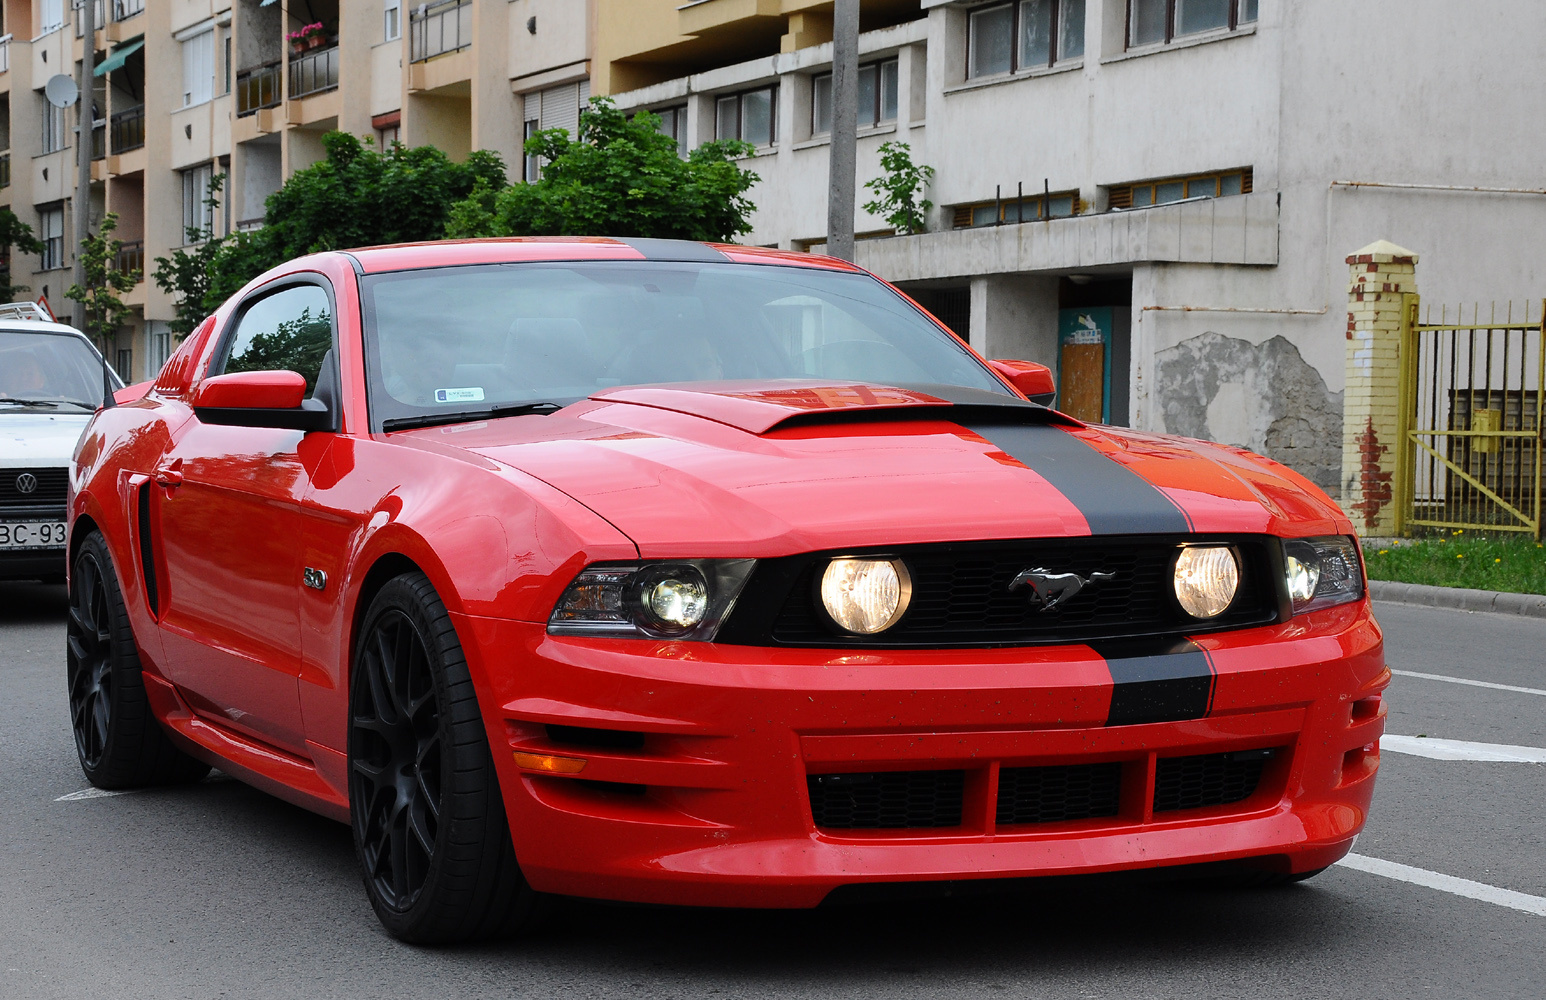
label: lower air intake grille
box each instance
[996,762,1122,825]
[1153,750,1271,812]
[808,770,964,830]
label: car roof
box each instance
[339,237,864,275]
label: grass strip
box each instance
[1363,531,1546,596]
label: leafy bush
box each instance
[862,141,935,236]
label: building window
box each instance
[521,80,591,181]
[715,85,776,147]
[222,27,233,94]
[652,105,688,157]
[376,124,400,148]
[968,0,1084,80]
[812,58,898,135]
[523,119,540,181]
[149,323,172,378]
[385,0,402,42]
[182,28,215,107]
[1128,0,1256,48]
[951,189,1081,228]
[181,163,216,240]
[116,348,133,381]
[40,95,70,153]
[38,205,65,271]
[40,0,65,33]
[1107,167,1252,209]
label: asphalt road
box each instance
[2,583,1542,999]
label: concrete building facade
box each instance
[598,0,1546,496]
[0,0,592,384]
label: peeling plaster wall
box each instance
[1156,332,1343,494]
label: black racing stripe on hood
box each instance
[1092,638,1215,726]
[963,422,1191,535]
[615,238,730,262]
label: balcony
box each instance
[75,0,107,36]
[115,240,144,277]
[237,62,282,116]
[113,0,145,20]
[411,0,471,63]
[289,45,339,100]
[110,104,144,153]
[92,120,105,161]
[0,152,9,189]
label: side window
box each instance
[221,284,333,394]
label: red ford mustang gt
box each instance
[67,238,1386,943]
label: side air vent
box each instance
[136,483,159,616]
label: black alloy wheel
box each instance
[65,530,210,788]
[348,572,543,944]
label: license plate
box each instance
[0,521,67,549]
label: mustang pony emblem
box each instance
[1008,567,1116,611]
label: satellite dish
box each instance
[44,75,79,109]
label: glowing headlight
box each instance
[820,557,912,634]
[1173,545,1240,619]
[1282,536,1363,614]
[548,559,755,640]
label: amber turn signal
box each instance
[512,751,587,774]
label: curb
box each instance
[1368,580,1546,618]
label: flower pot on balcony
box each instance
[306,33,325,50]
[291,39,306,55]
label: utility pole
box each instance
[825,0,859,262]
[74,0,97,343]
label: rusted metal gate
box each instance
[1398,300,1545,538]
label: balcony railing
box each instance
[237,62,282,116]
[92,120,105,161]
[288,45,339,100]
[110,105,144,153]
[0,153,10,189]
[0,34,10,74]
[115,240,144,278]
[410,0,472,63]
[113,0,145,20]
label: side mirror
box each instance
[987,359,1057,406]
[193,370,332,431]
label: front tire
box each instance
[349,572,543,944]
[66,530,210,788]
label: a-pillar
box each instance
[1341,240,1418,534]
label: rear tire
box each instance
[348,571,544,944]
[66,530,211,788]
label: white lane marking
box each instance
[1392,668,1546,698]
[1382,734,1546,763]
[1337,853,1546,917]
[54,787,134,802]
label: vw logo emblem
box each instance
[14,472,37,495]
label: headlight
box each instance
[1173,545,1240,619]
[819,557,912,634]
[548,559,756,640]
[1282,536,1363,614]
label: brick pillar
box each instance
[1341,240,1419,535]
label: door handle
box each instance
[155,465,183,488]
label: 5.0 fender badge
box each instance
[303,567,327,591]
[1009,567,1116,611]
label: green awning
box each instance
[93,37,145,77]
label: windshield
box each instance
[360,261,1009,428]
[0,330,115,410]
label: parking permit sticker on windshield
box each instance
[434,387,485,404]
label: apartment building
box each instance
[597,0,1546,495]
[0,0,593,383]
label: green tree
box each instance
[65,213,139,353]
[0,208,46,302]
[862,141,935,236]
[225,307,332,392]
[449,98,759,241]
[154,134,506,336]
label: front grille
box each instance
[1153,750,1272,812]
[719,535,1279,648]
[808,770,964,829]
[996,762,1121,825]
[0,468,68,507]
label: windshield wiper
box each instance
[381,401,563,432]
[0,397,97,410]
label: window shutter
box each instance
[1241,167,1253,194]
[1107,186,1132,209]
[952,206,973,228]
[540,83,579,138]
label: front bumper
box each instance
[456,600,1386,908]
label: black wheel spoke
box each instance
[67,550,115,770]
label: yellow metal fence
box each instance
[1397,300,1545,538]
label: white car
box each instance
[0,305,121,583]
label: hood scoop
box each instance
[590,381,1077,435]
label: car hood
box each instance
[1,411,93,466]
[392,382,1351,557]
